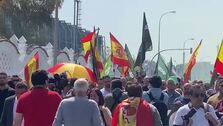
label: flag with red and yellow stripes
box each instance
[110,33,129,76]
[24,52,39,88]
[82,31,96,62]
[184,40,202,83]
[215,40,223,75]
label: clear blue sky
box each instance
[58,0,223,65]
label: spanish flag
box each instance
[184,40,202,83]
[112,98,154,126]
[24,52,39,88]
[215,40,223,75]
[110,33,129,67]
[82,31,96,62]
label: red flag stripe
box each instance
[85,67,97,82]
[34,52,39,69]
[48,63,65,73]
[215,58,223,75]
[84,51,91,62]
[96,61,104,72]
[110,33,121,45]
[24,65,30,84]
[184,57,196,82]
[112,57,129,66]
[82,32,94,42]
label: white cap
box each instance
[73,78,89,92]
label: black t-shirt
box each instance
[0,87,15,117]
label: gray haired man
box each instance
[53,78,104,126]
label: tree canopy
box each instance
[0,0,64,45]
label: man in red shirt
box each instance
[14,70,62,126]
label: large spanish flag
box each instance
[184,40,202,83]
[110,33,129,67]
[48,63,97,82]
[215,40,223,75]
[82,31,96,62]
[112,98,154,126]
[24,52,39,88]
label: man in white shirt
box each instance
[173,84,219,126]
[0,82,28,126]
[100,76,111,97]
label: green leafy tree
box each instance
[0,0,64,45]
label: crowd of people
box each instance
[1,70,223,126]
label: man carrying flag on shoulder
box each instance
[112,84,162,126]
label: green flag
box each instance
[100,56,112,78]
[125,44,135,74]
[134,12,153,68]
[154,54,170,80]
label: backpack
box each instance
[110,91,123,114]
[148,92,168,126]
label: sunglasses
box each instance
[192,93,205,98]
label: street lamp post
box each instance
[73,0,77,63]
[183,38,194,70]
[151,48,192,62]
[53,0,59,65]
[158,11,176,55]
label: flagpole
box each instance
[91,27,100,80]
[158,11,176,57]
[53,0,59,65]
[96,28,100,78]
[90,41,98,80]
[113,67,116,77]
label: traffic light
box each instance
[190,48,193,54]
